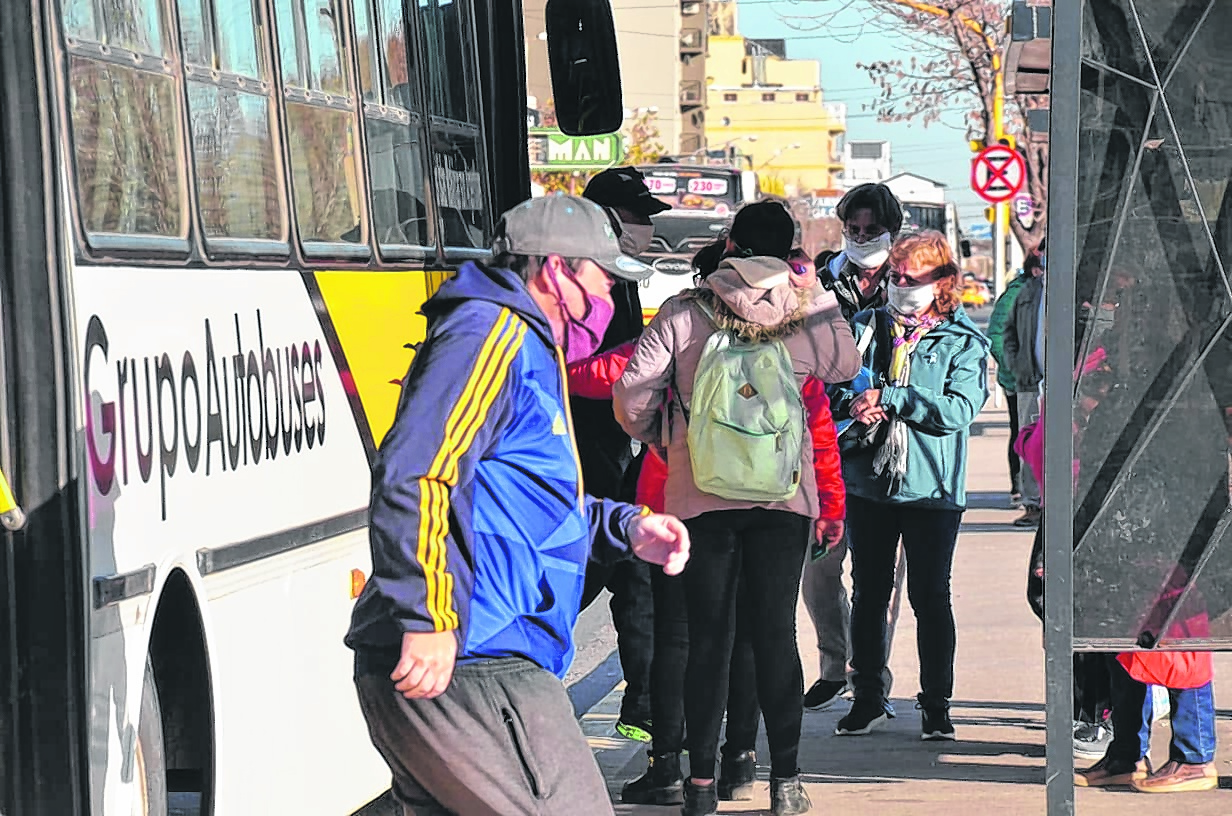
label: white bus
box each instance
[0,1,620,814]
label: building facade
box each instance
[841,139,892,189]
[704,14,846,197]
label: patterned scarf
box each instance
[873,311,944,486]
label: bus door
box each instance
[0,3,90,813]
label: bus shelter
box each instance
[1045,0,1232,811]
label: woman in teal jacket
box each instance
[829,230,990,741]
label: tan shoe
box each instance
[1131,760,1218,793]
[1075,756,1149,787]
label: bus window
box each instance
[63,0,186,245]
[274,0,368,255]
[102,0,165,55]
[355,0,434,253]
[416,0,490,251]
[180,0,286,248]
[60,0,98,41]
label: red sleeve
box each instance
[802,377,846,521]
[566,341,636,400]
[635,447,668,514]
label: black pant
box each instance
[681,509,810,780]
[1007,392,1022,496]
[650,569,760,758]
[1026,514,1111,723]
[580,559,654,723]
[848,497,962,709]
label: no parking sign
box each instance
[971,145,1026,204]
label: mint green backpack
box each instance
[684,302,805,502]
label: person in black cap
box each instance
[572,167,672,744]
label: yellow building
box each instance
[706,32,846,196]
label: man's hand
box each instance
[391,630,458,699]
[815,519,845,552]
[629,513,691,576]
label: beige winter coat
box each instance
[613,257,861,521]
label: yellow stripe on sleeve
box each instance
[414,309,524,631]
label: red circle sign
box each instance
[971,145,1027,204]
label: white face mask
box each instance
[619,223,656,256]
[887,281,935,316]
[844,233,892,270]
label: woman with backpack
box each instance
[614,201,861,816]
[829,230,989,741]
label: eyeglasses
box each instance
[843,225,889,241]
[890,266,945,286]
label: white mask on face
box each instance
[619,223,656,256]
[844,233,892,269]
[887,281,935,316]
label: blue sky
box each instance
[737,0,989,226]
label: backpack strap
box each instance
[672,298,719,426]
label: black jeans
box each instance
[848,497,962,710]
[1007,392,1022,496]
[681,509,810,780]
[580,558,654,723]
[650,570,760,758]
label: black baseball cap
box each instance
[583,167,672,217]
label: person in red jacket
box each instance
[565,247,846,808]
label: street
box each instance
[582,383,1232,814]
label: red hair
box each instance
[888,230,962,315]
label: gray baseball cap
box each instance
[493,194,655,282]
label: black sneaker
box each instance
[770,775,812,816]
[917,696,956,741]
[681,780,718,816]
[803,679,847,711]
[835,700,889,736]
[622,751,684,805]
[1072,719,1113,761]
[717,749,756,801]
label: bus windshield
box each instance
[900,202,947,234]
[638,166,742,216]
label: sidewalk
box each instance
[585,400,1232,814]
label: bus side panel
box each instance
[204,530,386,815]
[311,270,431,450]
[71,264,383,813]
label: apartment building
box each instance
[705,9,846,196]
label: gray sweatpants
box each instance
[356,657,613,816]
[802,534,906,692]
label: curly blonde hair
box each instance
[887,230,962,315]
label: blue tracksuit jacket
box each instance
[345,262,644,678]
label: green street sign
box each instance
[529,128,624,171]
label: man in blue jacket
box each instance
[346,195,691,815]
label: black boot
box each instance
[621,752,684,805]
[680,779,719,816]
[717,749,757,800]
[771,775,812,816]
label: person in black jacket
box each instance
[575,167,670,743]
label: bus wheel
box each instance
[135,658,169,816]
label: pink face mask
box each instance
[549,262,615,363]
